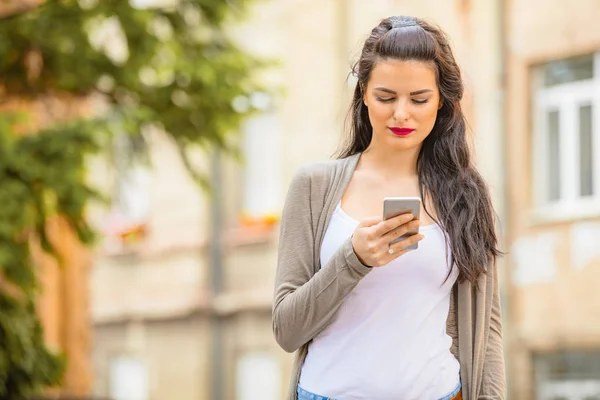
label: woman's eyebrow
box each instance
[373,87,433,95]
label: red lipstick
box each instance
[389,127,415,136]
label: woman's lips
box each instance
[389,127,415,136]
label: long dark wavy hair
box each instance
[338,16,501,283]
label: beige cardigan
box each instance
[272,153,506,400]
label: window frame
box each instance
[531,51,600,223]
[533,350,600,400]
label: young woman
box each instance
[273,16,506,400]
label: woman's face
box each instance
[363,59,441,153]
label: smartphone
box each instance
[383,197,421,250]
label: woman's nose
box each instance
[393,100,410,121]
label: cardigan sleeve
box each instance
[446,284,459,361]
[272,166,372,353]
[479,262,507,399]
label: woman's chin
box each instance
[387,137,424,152]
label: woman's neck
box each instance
[360,143,421,180]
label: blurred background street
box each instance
[1,0,599,399]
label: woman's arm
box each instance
[272,167,372,353]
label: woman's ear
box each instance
[438,98,444,110]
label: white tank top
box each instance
[299,202,461,400]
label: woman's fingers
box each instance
[381,219,421,243]
[372,213,415,237]
[388,232,425,255]
[352,214,425,268]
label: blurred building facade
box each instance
[504,0,600,398]
[88,1,600,400]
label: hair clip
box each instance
[389,17,418,29]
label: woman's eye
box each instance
[412,99,429,104]
[376,97,395,103]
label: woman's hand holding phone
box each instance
[351,213,424,267]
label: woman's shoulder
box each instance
[291,154,359,184]
[284,154,359,214]
[295,158,344,178]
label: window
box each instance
[242,111,282,219]
[234,92,283,231]
[534,351,600,400]
[532,52,600,220]
[101,132,151,253]
[109,355,148,400]
[235,352,281,400]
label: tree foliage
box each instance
[0,0,265,397]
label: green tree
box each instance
[0,0,265,398]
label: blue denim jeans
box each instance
[297,380,462,400]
